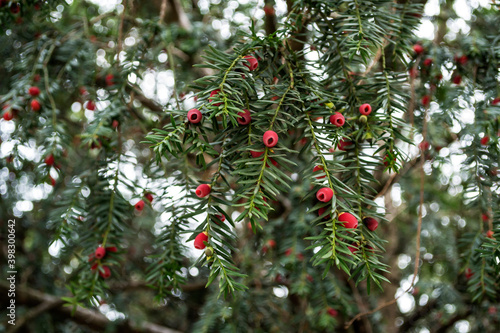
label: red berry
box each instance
[194,231,209,249]
[263,130,278,147]
[329,112,345,127]
[337,139,352,151]
[423,58,433,66]
[359,104,372,115]
[215,214,225,223]
[306,274,314,283]
[348,246,357,255]
[33,74,41,82]
[3,110,14,121]
[95,246,106,259]
[243,55,258,71]
[44,154,55,166]
[31,99,41,112]
[338,212,358,229]
[465,268,474,280]
[486,230,494,239]
[209,89,221,106]
[419,141,430,151]
[195,184,211,198]
[271,96,279,101]
[251,151,264,158]
[492,97,500,105]
[267,239,277,248]
[363,217,378,231]
[10,3,20,14]
[112,119,119,128]
[105,74,114,86]
[49,176,56,187]
[318,207,330,219]
[421,95,430,106]
[284,248,293,256]
[263,5,275,15]
[327,308,338,317]
[452,75,462,85]
[28,86,41,97]
[79,87,88,96]
[145,193,154,203]
[316,187,333,202]
[297,253,304,261]
[413,44,424,55]
[489,306,496,315]
[313,165,326,179]
[275,274,285,283]
[267,158,278,167]
[187,109,202,124]
[99,266,111,279]
[237,109,251,125]
[135,200,145,211]
[457,55,468,65]
[86,100,96,111]
[480,136,489,145]
[435,73,443,81]
[482,213,489,222]
[105,246,118,252]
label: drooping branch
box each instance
[0,281,183,333]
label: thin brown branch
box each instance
[8,298,64,333]
[117,0,127,66]
[159,0,168,22]
[346,277,373,333]
[0,281,183,333]
[264,3,277,36]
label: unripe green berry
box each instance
[358,115,368,124]
[204,246,213,257]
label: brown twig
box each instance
[0,281,183,333]
[117,0,127,66]
[159,0,168,22]
[7,298,64,333]
[346,278,373,333]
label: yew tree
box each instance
[1,0,500,332]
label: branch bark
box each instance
[0,281,183,333]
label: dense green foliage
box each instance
[1,0,500,332]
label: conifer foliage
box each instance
[1,0,500,332]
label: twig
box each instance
[8,298,64,333]
[346,278,373,333]
[0,281,183,333]
[159,0,168,22]
[117,0,127,66]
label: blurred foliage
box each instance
[0,0,500,333]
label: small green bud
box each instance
[204,247,213,257]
